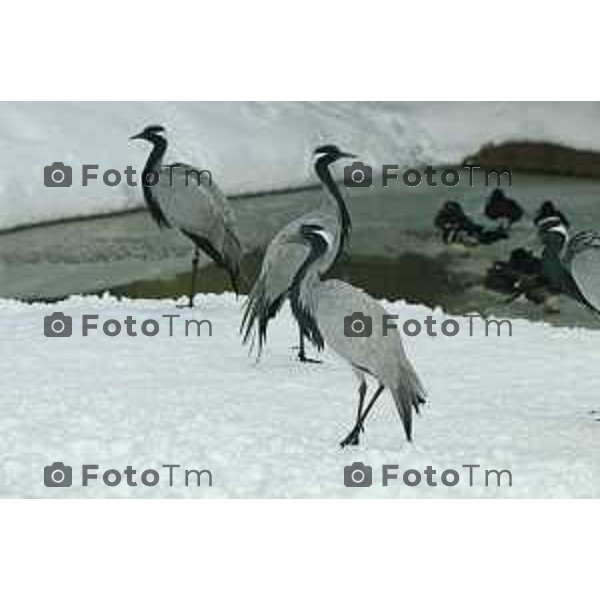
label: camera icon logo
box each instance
[44,462,73,487]
[44,162,73,187]
[344,161,373,188]
[44,312,73,337]
[344,462,373,487]
[344,312,373,338]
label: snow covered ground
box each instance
[2,293,599,498]
[3,101,600,230]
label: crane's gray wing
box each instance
[316,280,425,441]
[158,163,242,289]
[564,231,600,312]
[241,223,311,354]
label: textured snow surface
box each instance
[3,101,600,230]
[1,293,599,498]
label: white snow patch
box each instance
[2,293,599,498]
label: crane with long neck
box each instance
[130,125,242,308]
[241,144,356,361]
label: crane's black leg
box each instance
[340,384,384,447]
[297,329,322,364]
[339,379,367,447]
[188,246,200,308]
[356,380,367,433]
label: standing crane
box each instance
[537,215,600,313]
[241,144,355,361]
[130,125,242,307]
[286,222,426,445]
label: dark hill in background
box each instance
[467,141,600,179]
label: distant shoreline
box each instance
[0,183,323,236]
[467,141,600,179]
[4,141,600,236]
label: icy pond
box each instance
[2,168,600,329]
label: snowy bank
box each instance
[3,102,600,230]
[2,293,599,498]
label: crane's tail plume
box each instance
[240,280,286,357]
[228,265,241,296]
[391,367,427,442]
[183,229,242,298]
[223,233,244,298]
[391,387,418,443]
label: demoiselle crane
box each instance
[130,125,242,307]
[536,216,600,313]
[241,144,355,362]
[286,223,426,445]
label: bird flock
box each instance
[130,125,427,446]
[130,125,600,446]
[434,188,600,316]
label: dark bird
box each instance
[434,201,508,245]
[508,247,542,276]
[485,188,524,229]
[434,201,483,243]
[485,247,544,300]
[130,125,242,307]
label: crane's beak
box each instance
[340,152,357,158]
[129,133,143,141]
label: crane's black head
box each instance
[540,200,556,211]
[314,144,356,161]
[537,216,568,251]
[130,125,166,141]
[534,201,559,224]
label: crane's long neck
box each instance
[141,134,170,228]
[315,156,351,259]
[541,230,568,263]
[144,134,167,174]
[541,236,569,292]
[289,234,327,351]
[541,246,563,285]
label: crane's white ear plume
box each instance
[537,216,569,244]
[312,228,334,249]
[548,224,568,237]
[298,224,334,252]
[536,216,565,231]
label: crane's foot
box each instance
[297,350,322,364]
[176,298,196,309]
[340,426,361,447]
[414,396,427,413]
